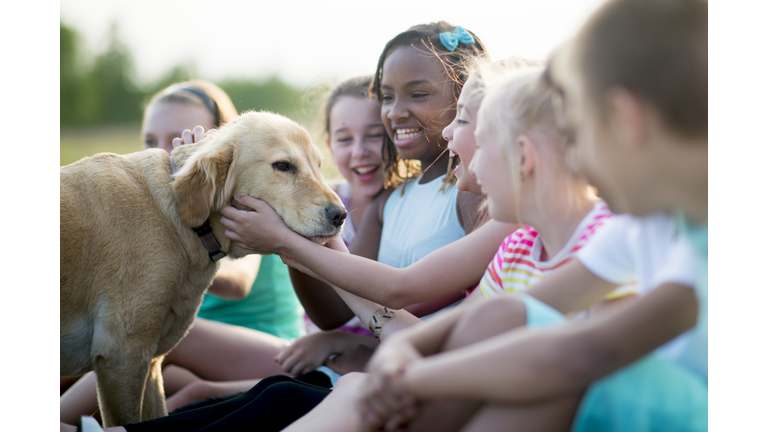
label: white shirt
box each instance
[577,213,707,383]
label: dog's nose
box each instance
[325,205,347,228]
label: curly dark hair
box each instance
[370,21,488,191]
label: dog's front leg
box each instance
[140,355,168,421]
[94,352,152,427]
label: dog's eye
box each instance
[272,161,296,173]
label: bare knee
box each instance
[333,372,366,391]
[444,296,526,351]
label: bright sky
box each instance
[60,0,605,88]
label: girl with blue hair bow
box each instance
[224,21,495,336]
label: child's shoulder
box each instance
[500,225,538,249]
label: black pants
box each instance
[123,373,332,432]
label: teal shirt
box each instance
[197,255,305,340]
[676,214,708,384]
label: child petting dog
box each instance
[60,80,306,423]
[62,0,708,430]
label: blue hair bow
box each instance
[439,26,475,52]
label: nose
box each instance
[387,98,408,122]
[325,204,347,228]
[352,137,370,159]
[443,122,454,141]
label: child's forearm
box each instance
[289,267,356,330]
[403,283,699,403]
[527,259,618,314]
[281,220,516,309]
[385,305,469,355]
[330,285,422,341]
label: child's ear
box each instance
[606,87,650,148]
[172,133,235,227]
[517,135,537,179]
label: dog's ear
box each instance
[172,133,235,227]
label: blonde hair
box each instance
[478,68,586,222]
[461,57,544,112]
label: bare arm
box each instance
[222,195,514,309]
[293,220,512,309]
[403,283,699,403]
[288,190,393,328]
[206,255,261,300]
[220,191,391,329]
[526,259,619,314]
[346,189,391,260]
[288,267,355,330]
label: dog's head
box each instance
[171,111,346,253]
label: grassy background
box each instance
[60,125,343,181]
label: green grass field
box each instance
[60,125,342,181]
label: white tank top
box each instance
[378,175,465,268]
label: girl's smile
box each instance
[328,95,386,199]
[443,76,483,195]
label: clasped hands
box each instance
[358,339,423,431]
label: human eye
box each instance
[368,127,385,139]
[412,92,430,100]
[380,93,394,103]
[334,136,353,146]
[144,137,157,148]
[456,118,468,126]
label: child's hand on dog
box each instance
[172,125,217,147]
[220,195,296,254]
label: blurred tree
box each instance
[60,21,307,129]
[219,76,303,121]
[142,62,197,107]
[60,23,83,126]
[82,23,144,125]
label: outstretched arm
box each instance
[402,283,699,403]
[221,195,515,309]
[221,192,391,329]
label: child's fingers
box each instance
[222,228,245,244]
[274,345,292,363]
[193,125,205,142]
[289,361,305,376]
[233,194,267,212]
[280,352,302,373]
[219,206,246,224]
[181,129,194,145]
[172,137,183,149]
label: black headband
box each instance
[168,85,222,126]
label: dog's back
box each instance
[59,112,347,425]
[60,151,210,376]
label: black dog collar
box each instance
[170,155,226,262]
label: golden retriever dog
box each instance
[60,111,346,426]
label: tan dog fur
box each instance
[60,111,345,426]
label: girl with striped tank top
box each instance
[274,65,640,432]
[350,67,641,431]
